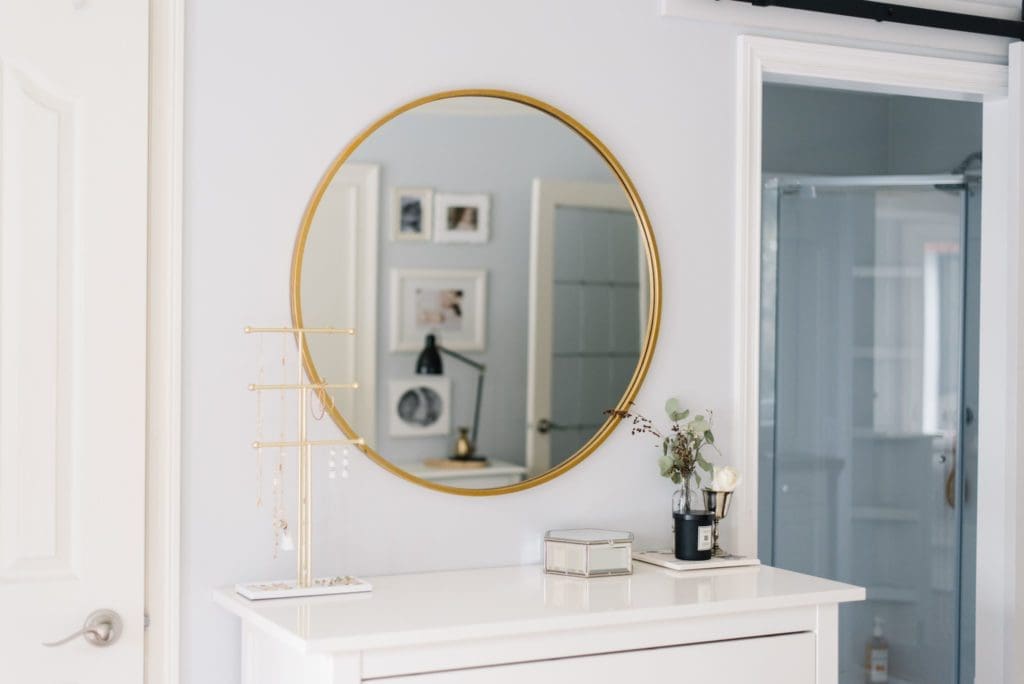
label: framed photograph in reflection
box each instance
[391,187,433,241]
[434,193,490,244]
[388,377,451,438]
[390,268,487,352]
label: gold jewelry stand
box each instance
[235,326,373,600]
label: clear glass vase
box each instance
[672,473,693,513]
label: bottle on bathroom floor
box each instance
[865,615,889,683]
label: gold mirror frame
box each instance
[290,89,662,496]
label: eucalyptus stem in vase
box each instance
[606,398,719,512]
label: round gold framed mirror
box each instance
[291,89,660,495]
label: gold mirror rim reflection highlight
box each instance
[290,88,662,496]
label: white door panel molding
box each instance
[0,62,77,581]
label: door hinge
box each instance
[144,612,151,630]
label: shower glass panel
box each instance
[759,175,977,684]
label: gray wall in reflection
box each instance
[352,111,621,466]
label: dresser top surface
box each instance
[214,563,863,654]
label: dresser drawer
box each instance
[376,631,815,684]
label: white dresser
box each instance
[214,563,864,684]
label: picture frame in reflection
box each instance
[390,268,487,352]
[391,187,433,241]
[388,377,451,438]
[434,193,490,244]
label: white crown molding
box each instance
[742,35,1008,100]
[661,0,1014,62]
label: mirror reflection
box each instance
[296,93,657,492]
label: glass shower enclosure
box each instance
[758,174,979,684]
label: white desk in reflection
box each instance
[402,458,527,489]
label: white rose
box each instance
[711,466,740,492]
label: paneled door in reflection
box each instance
[527,180,646,477]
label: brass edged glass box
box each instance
[543,529,633,577]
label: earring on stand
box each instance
[327,447,350,480]
[275,519,295,552]
[309,378,346,481]
[310,381,333,422]
[328,446,338,480]
[272,335,292,558]
[255,333,264,509]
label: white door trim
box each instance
[735,34,1015,681]
[145,0,184,682]
[1008,41,1024,682]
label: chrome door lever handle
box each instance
[43,609,123,648]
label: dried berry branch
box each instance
[605,399,719,487]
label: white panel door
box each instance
[0,1,148,681]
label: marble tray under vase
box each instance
[633,551,760,571]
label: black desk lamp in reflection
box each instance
[416,334,486,462]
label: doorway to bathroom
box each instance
[757,83,981,684]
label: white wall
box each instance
[181,2,1006,682]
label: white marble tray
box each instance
[633,551,761,571]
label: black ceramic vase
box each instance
[673,510,715,561]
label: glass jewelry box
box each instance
[543,529,634,577]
